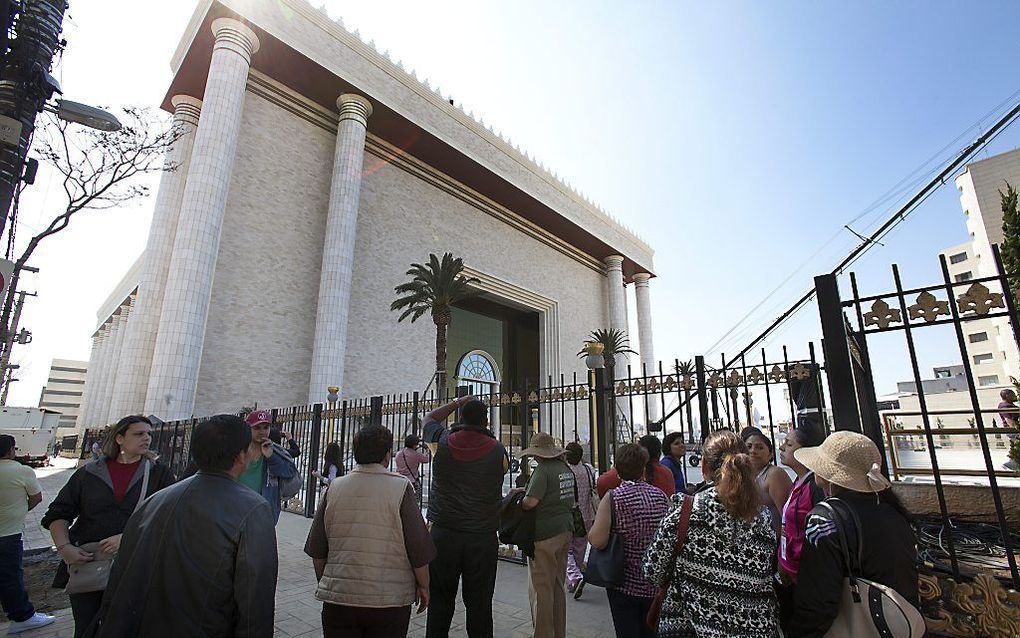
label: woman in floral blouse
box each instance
[643,430,778,638]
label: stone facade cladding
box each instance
[170,0,653,274]
[193,87,608,414]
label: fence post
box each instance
[305,403,323,518]
[694,356,710,442]
[411,391,420,436]
[592,368,611,472]
[369,396,383,426]
[814,273,863,431]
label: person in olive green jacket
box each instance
[520,433,575,638]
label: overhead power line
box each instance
[717,95,1020,369]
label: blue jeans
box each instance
[0,533,33,622]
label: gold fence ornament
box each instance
[511,393,522,405]
[726,370,742,387]
[789,363,811,380]
[920,571,1020,638]
[909,291,950,324]
[708,372,721,388]
[957,282,1006,317]
[864,299,902,329]
[769,365,786,383]
[747,367,763,385]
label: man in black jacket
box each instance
[91,415,278,638]
[425,396,509,638]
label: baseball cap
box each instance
[244,410,272,427]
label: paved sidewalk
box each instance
[3,460,615,638]
[23,456,80,552]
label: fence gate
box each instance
[817,245,1020,637]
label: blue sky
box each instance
[8,0,1020,405]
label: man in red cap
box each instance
[241,410,298,523]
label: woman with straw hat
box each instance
[787,431,918,637]
[520,432,576,638]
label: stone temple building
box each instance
[76,0,657,430]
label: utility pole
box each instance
[0,0,68,240]
[0,283,32,404]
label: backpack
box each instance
[271,443,303,499]
[819,499,926,638]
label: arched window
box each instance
[455,350,500,399]
[457,351,498,383]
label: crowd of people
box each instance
[0,394,922,638]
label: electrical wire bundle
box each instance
[915,515,1020,583]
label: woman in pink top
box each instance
[395,434,431,496]
[776,424,826,631]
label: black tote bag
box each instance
[583,490,625,588]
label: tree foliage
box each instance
[1001,181,1020,297]
[576,328,637,376]
[390,252,480,391]
[0,108,179,374]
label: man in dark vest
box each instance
[425,396,508,638]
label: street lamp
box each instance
[47,99,121,132]
[582,341,605,370]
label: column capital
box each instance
[604,254,624,270]
[170,95,202,126]
[211,18,260,62]
[337,93,373,127]
[632,272,652,286]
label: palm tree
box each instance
[391,253,480,394]
[576,328,637,381]
[675,359,696,440]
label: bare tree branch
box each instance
[0,107,181,362]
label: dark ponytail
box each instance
[638,435,662,484]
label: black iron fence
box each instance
[820,245,1020,591]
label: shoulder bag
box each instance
[66,459,150,594]
[583,490,625,588]
[646,494,693,631]
[819,499,925,638]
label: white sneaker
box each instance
[8,612,56,635]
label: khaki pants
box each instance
[528,531,571,638]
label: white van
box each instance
[0,407,61,466]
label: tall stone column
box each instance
[605,255,631,429]
[633,273,659,422]
[308,94,373,402]
[98,306,129,426]
[111,96,202,418]
[145,19,259,419]
[76,330,105,430]
[604,255,630,359]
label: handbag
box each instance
[646,495,693,631]
[819,499,926,638]
[567,462,586,538]
[583,491,625,588]
[65,459,150,594]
